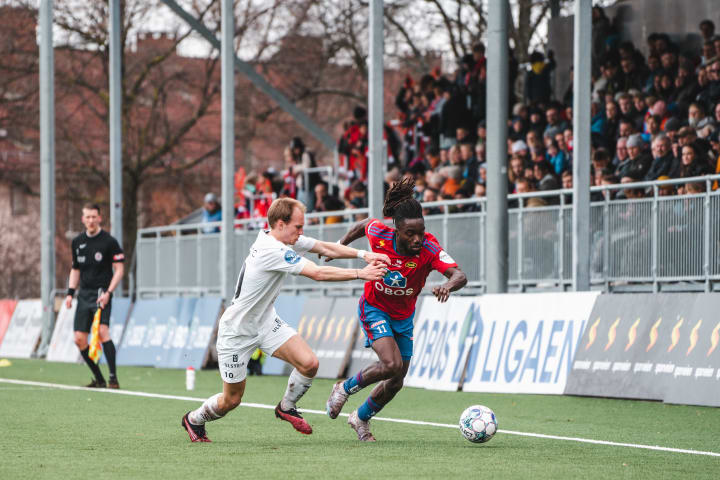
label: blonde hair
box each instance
[267,198,306,228]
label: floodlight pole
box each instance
[368,0,384,220]
[38,0,56,357]
[109,0,123,287]
[220,0,236,302]
[572,0,591,291]
[486,0,509,293]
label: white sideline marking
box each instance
[2,377,719,458]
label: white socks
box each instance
[188,393,225,425]
[280,369,313,411]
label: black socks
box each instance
[102,340,117,378]
[80,347,105,382]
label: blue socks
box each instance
[343,371,365,394]
[358,396,384,421]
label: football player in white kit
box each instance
[182,198,390,441]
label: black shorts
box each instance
[73,289,112,333]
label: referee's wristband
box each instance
[356,249,368,260]
[67,288,76,297]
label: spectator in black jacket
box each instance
[618,134,651,179]
[645,135,675,180]
[524,51,555,107]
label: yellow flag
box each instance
[88,307,102,363]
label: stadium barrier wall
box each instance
[565,293,720,407]
[0,299,43,358]
[0,299,18,348]
[46,299,79,362]
[117,297,221,369]
[406,293,599,394]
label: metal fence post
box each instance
[652,185,658,293]
[704,179,711,292]
[558,194,565,289]
[603,192,610,291]
[175,228,181,291]
[155,232,161,293]
[517,201,524,291]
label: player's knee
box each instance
[223,392,243,410]
[380,358,403,379]
[387,375,404,393]
[298,354,319,378]
[74,334,87,349]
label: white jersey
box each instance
[218,230,316,339]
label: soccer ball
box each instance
[459,405,497,443]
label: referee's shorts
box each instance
[73,288,112,333]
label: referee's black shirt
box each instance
[71,229,124,290]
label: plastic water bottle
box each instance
[186,366,195,391]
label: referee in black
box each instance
[65,203,124,388]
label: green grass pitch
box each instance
[1,358,718,479]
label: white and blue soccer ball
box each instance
[459,405,497,443]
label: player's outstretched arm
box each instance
[311,240,390,265]
[432,266,467,303]
[336,218,373,246]
[299,260,387,282]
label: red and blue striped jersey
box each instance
[363,219,458,320]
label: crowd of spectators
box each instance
[208,8,720,226]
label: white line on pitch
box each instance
[2,377,719,458]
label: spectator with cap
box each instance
[617,134,651,179]
[511,139,530,162]
[202,193,222,233]
[524,51,555,106]
[663,117,681,144]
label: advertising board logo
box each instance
[646,317,662,352]
[324,316,336,342]
[686,319,702,356]
[667,317,683,353]
[333,317,345,342]
[625,318,640,352]
[604,317,620,351]
[584,317,600,350]
[708,322,720,357]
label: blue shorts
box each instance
[358,297,415,360]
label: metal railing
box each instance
[135,174,720,297]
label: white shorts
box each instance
[216,315,296,383]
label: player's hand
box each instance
[363,252,391,265]
[65,295,72,309]
[97,291,111,309]
[432,285,451,303]
[358,261,388,281]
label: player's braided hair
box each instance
[382,177,422,224]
